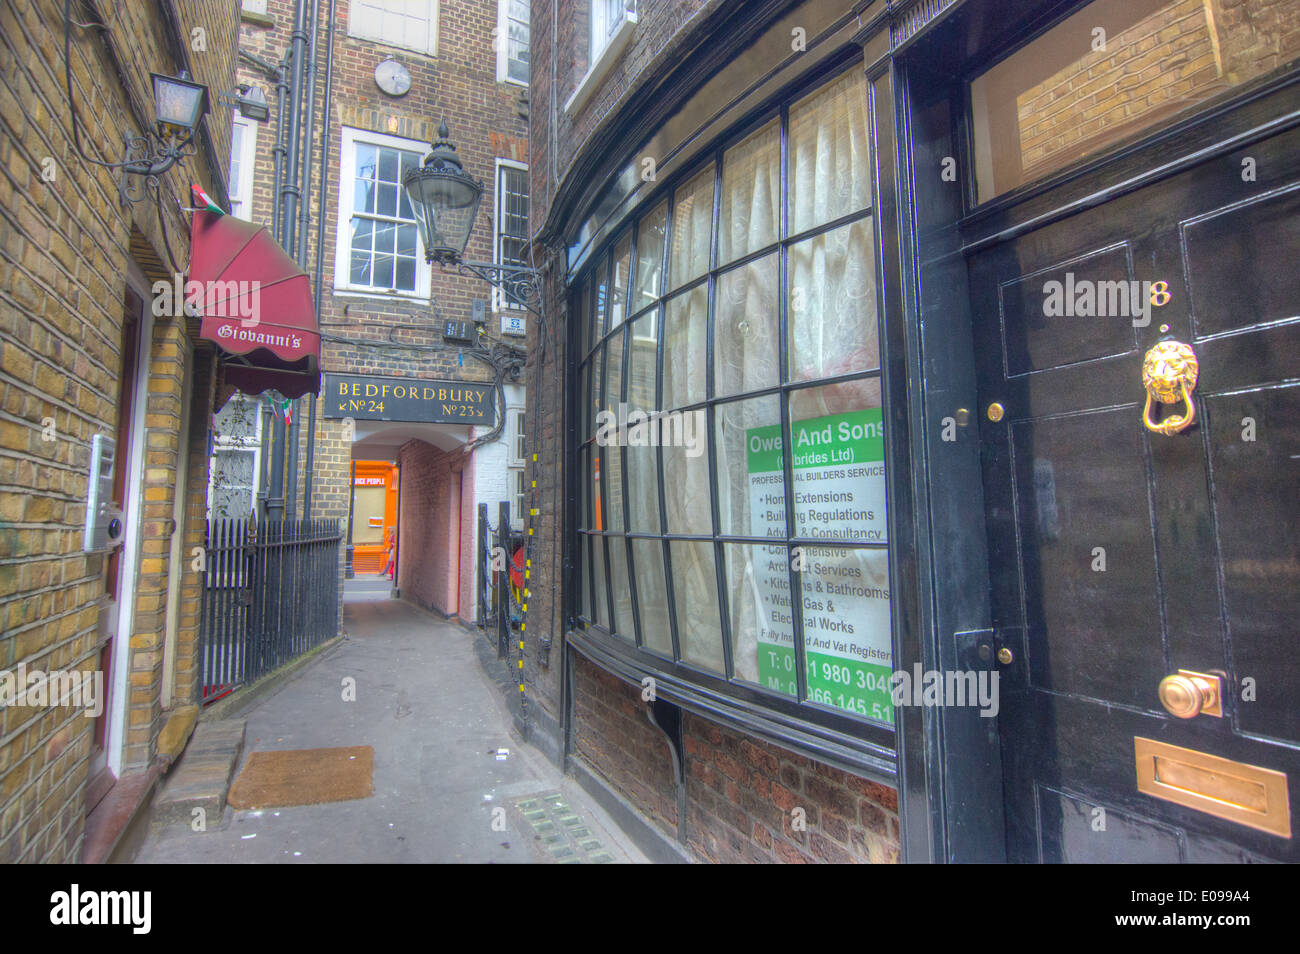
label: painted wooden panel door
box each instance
[969,116,1300,862]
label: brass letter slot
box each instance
[1135,737,1291,838]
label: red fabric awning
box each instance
[190,210,321,401]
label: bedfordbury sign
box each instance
[322,373,495,426]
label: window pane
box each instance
[592,443,604,532]
[580,532,592,619]
[578,445,591,530]
[229,123,245,195]
[374,222,396,255]
[580,361,594,442]
[626,309,657,410]
[590,534,606,625]
[395,257,415,291]
[604,438,624,533]
[604,327,625,418]
[724,542,796,697]
[593,261,608,350]
[354,176,375,215]
[801,546,893,724]
[669,165,714,289]
[608,535,633,638]
[609,233,631,327]
[632,201,667,314]
[625,440,659,533]
[788,219,879,382]
[662,288,707,409]
[719,120,779,264]
[714,394,784,537]
[351,217,374,251]
[789,70,871,234]
[350,252,371,285]
[787,378,886,544]
[397,224,417,256]
[378,148,397,182]
[715,254,778,398]
[377,182,398,217]
[632,538,672,655]
[373,253,394,287]
[589,344,604,441]
[662,429,709,536]
[670,540,723,673]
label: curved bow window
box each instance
[572,64,894,752]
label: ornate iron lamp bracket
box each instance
[447,260,542,317]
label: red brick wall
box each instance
[572,655,900,863]
[235,0,529,625]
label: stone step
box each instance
[150,719,247,831]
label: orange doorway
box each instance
[351,460,398,577]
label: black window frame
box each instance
[565,56,897,778]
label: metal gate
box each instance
[199,517,342,703]
[477,502,524,660]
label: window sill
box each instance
[331,287,431,304]
[564,15,637,118]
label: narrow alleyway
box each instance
[135,595,647,864]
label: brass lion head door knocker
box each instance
[1142,339,1199,436]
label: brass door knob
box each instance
[1157,670,1223,719]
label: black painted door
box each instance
[968,118,1300,862]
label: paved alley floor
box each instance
[135,597,648,864]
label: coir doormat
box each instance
[227,746,374,809]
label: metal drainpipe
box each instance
[285,0,319,521]
[241,48,290,515]
[267,0,309,522]
[302,0,337,518]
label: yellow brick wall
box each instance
[0,0,237,863]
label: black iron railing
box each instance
[199,517,342,704]
[477,502,524,660]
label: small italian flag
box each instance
[192,184,225,215]
[269,395,292,426]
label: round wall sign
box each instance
[375,59,411,97]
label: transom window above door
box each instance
[970,0,1300,203]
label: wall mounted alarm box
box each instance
[83,433,124,552]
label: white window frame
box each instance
[207,395,264,521]
[566,1,636,115]
[496,0,530,86]
[334,126,433,300]
[507,407,526,530]
[228,114,258,221]
[492,158,530,312]
[348,0,438,57]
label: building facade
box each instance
[522,0,1300,863]
[224,0,531,623]
[0,0,240,862]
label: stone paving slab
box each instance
[134,598,647,864]
[150,719,246,829]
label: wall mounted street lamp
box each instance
[403,121,540,315]
[117,71,210,203]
